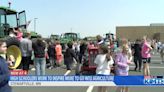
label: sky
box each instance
[1,0,164,38]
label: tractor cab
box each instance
[0,6,26,37]
[60,32,80,52]
[60,32,79,43]
[50,34,60,40]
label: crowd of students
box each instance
[93,35,164,92]
[1,27,164,92]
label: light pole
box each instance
[8,2,11,8]
[70,28,73,33]
[34,18,38,32]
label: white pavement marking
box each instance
[130,66,164,69]
[150,59,162,61]
[86,85,94,92]
[64,70,71,75]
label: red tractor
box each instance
[75,46,98,75]
[75,43,115,75]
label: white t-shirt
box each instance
[94,54,114,75]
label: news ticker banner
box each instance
[9,75,164,86]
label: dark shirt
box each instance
[80,44,87,55]
[0,56,12,92]
[64,48,78,64]
[32,40,46,58]
[48,44,56,58]
[132,43,142,57]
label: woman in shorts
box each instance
[141,36,152,76]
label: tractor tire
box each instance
[6,37,20,47]
[75,63,82,75]
[6,37,22,69]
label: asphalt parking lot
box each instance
[12,53,164,92]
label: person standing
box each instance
[79,40,87,63]
[20,33,32,72]
[32,37,46,75]
[96,35,104,45]
[141,36,152,76]
[94,45,114,92]
[47,41,56,69]
[132,39,142,72]
[0,39,12,92]
[55,41,63,66]
[115,45,133,92]
[64,42,78,70]
[160,43,164,63]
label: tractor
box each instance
[75,46,98,75]
[50,34,60,40]
[0,6,27,70]
[60,32,80,51]
[75,33,116,75]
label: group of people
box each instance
[93,36,132,92]
[0,27,24,92]
[131,36,153,76]
[0,28,163,92]
[21,36,64,76]
[93,35,160,92]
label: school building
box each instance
[116,24,164,42]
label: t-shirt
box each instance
[20,38,32,57]
[115,53,129,76]
[94,54,114,75]
[16,31,23,41]
[55,44,62,56]
[141,42,151,58]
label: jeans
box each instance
[34,57,46,75]
[49,57,55,67]
[22,56,31,71]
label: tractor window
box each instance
[71,34,77,40]
[0,15,5,24]
[6,14,17,28]
[64,33,77,40]
[18,11,26,26]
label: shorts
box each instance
[142,58,151,63]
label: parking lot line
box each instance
[64,70,71,75]
[86,85,94,92]
[130,66,164,69]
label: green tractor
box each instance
[0,6,27,69]
[60,32,80,51]
[30,31,39,38]
[60,32,80,43]
[50,34,60,40]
